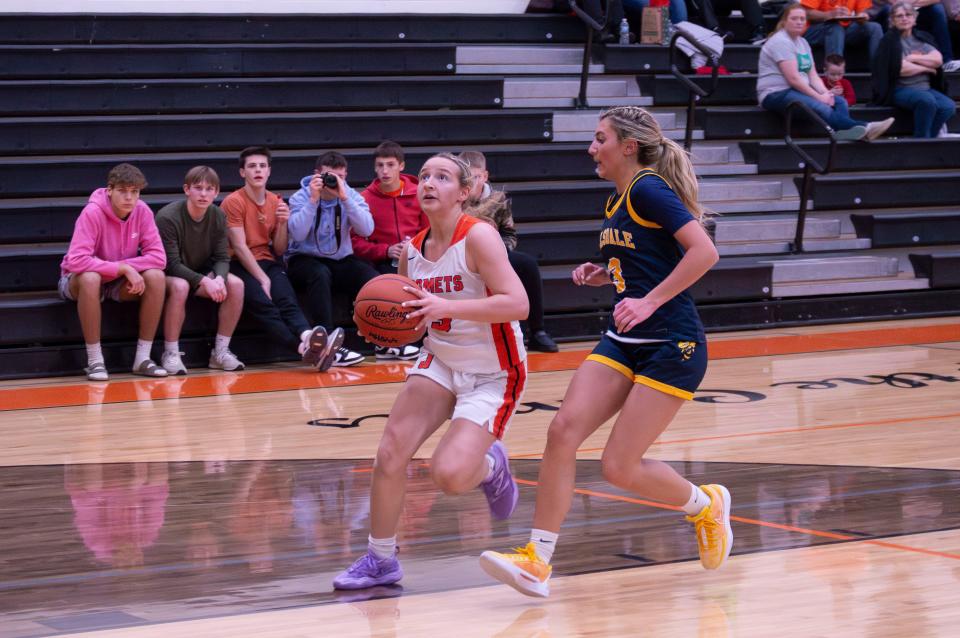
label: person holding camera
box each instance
[286,151,377,367]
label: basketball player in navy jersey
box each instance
[480,106,732,598]
[333,153,529,590]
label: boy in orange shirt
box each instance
[801,0,883,58]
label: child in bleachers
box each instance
[821,54,857,105]
[59,163,168,381]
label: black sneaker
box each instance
[332,346,364,367]
[528,330,559,353]
[374,344,420,361]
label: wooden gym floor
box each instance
[1,316,958,637]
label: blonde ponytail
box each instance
[600,106,706,222]
[655,137,704,221]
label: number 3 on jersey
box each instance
[431,318,452,332]
[608,258,626,293]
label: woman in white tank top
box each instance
[333,153,530,591]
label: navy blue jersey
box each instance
[599,169,705,342]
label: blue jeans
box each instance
[623,0,687,25]
[892,86,956,138]
[804,20,883,58]
[761,88,866,131]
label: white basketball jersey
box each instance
[407,215,526,374]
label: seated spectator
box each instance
[872,1,957,136]
[286,151,377,367]
[59,163,167,381]
[355,141,429,276]
[758,3,894,140]
[871,0,957,68]
[802,0,883,58]
[155,166,245,375]
[356,140,426,361]
[459,151,559,353]
[946,0,960,62]
[683,0,768,44]
[223,147,337,371]
[821,54,857,104]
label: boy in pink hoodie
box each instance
[59,163,168,381]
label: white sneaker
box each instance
[332,347,364,367]
[374,344,420,361]
[864,117,895,141]
[209,348,245,371]
[161,350,187,375]
[942,60,960,73]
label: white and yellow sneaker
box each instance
[479,542,552,598]
[686,483,733,570]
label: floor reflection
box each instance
[0,460,958,634]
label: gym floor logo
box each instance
[309,366,960,426]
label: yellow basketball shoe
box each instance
[686,484,733,570]
[479,542,552,598]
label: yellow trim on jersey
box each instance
[604,168,657,218]
[634,375,694,400]
[625,170,672,229]
[586,354,634,382]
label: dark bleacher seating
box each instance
[909,252,960,288]
[603,43,872,74]
[803,172,960,210]
[0,14,585,44]
[0,44,459,78]
[642,73,960,107]
[852,212,960,248]
[0,110,553,155]
[698,106,960,139]
[742,139,960,174]
[0,77,506,116]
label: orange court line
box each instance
[513,479,960,561]
[509,411,960,459]
[1,322,956,412]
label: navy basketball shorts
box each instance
[586,334,707,400]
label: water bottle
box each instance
[390,235,411,268]
[618,18,630,45]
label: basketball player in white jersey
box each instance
[333,153,529,590]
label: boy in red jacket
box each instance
[59,164,168,381]
[356,140,427,360]
[821,54,857,106]
[356,141,428,275]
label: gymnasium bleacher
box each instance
[0,9,958,379]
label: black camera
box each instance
[320,172,339,189]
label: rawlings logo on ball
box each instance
[364,304,409,326]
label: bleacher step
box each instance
[714,217,841,243]
[503,76,650,108]
[456,45,600,68]
[762,256,900,283]
[772,274,929,297]
[718,237,871,256]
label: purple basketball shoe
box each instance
[481,440,519,520]
[333,551,403,590]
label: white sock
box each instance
[164,341,179,354]
[134,339,153,367]
[214,334,231,354]
[484,453,496,481]
[682,483,711,516]
[368,534,397,560]
[530,528,558,564]
[85,342,103,366]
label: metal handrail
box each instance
[783,100,838,253]
[668,29,720,152]
[567,1,609,109]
